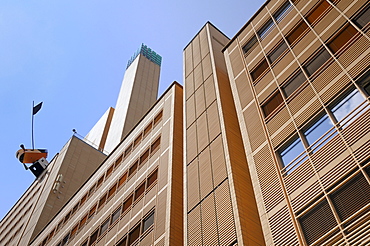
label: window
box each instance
[331,88,364,125]
[257,19,275,39]
[268,41,288,63]
[330,173,370,221]
[286,21,308,44]
[356,70,370,96]
[124,144,132,157]
[279,137,305,171]
[114,154,123,169]
[81,240,88,246]
[140,149,149,164]
[122,195,133,213]
[128,224,141,245]
[304,114,333,151]
[128,161,138,176]
[72,203,79,215]
[88,185,96,197]
[142,212,155,232]
[251,59,269,81]
[133,134,142,148]
[153,111,163,126]
[242,36,258,55]
[328,24,358,53]
[134,183,145,201]
[79,214,88,229]
[96,175,104,188]
[100,218,110,236]
[64,211,71,222]
[70,224,78,238]
[111,206,121,225]
[147,170,158,188]
[282,71,306,97]
[304,49,331,76]
[89,229,99,246]
[299,199,337,245]
[354,5,370,28]
[118,172,127,188]
[61,232,70,246]
[98,194,107,209]
[262,91,283,117]
[88,204,97,219]
[108,183,117,200]
[273,1,292,22]
[306,0,330,24]
[106,164,114,177]
[143,123,152,137]
[116,237,127,246]
[80,194,87,206]
[151,137,161,153]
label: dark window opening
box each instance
[242,36,258,55]
[142,212,155,232]
[268,41,288,63]
[122,195,133,213]
[306,0,330,24]
[354,5,370,28]
[286,21,308,44]
[299,199,337,245]
[273,1,292,22]
[89,229,99,246]
[257,19,275,39]
[147,170,158,188]
[128,225,141,245]
[134,183,145,201]
[356,69,370,96]
[328,24,358,53]
[111,206,121,225]
[251,59,269,81]
[282,71,306,97]
[128,161,138,176]
[304,49,331,76]
[140,149,150,164]
[262,91,283,117]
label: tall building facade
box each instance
[183,23,264,246]
[223,0,370,245]
[1,1,370,245]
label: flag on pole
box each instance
[33,102,43,115]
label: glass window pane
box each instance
[142,212,155,232]
[273,1,292,22]
[251,59,269,81]
[306,0,330,24]
[111,206,121,225]
[332,89,364,124]
[279,137,305,168]
[304,115,333,150]
[286,21,308,44]
[283,71,306,97]
[258,19,275,39]
[304,49,331,76]
[328,24,358,53]
[242,36,258,55]
[268,41,288,63]
[262,91,283,117]
[354,6,370,28]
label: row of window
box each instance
[114,210,155,246]
[247,0,369,84]
[261,16,365,119]
[38,135,161,246]
[41,168,158,246]
[2,224,23,246]
[279,70,369,173]
[298,165,370,245]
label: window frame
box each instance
[242,36,258,55]
[261,90,284,117]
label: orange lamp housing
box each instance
[16,149,48,164]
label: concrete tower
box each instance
[105,44,161,153]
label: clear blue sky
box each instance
[0,0,264,220]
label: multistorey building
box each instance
[30,82,183,246]
[223,0,370,245]
[183,23,264,246]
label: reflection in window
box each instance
[273,1,292,22]
[304,49,331,76]
[251,59,269,81]
[282,71,306,97]
[304,115,333,152]
[279,137,305,171]
[286,21,308,44]
[268,41,288,63]
[142,212,155,232]
[258,19,275,40]
[331,89,364,124]
[242,36,258,55]
[354,5,370,29]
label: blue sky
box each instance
[0,0,264,220]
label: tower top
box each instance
[126,43,162,69]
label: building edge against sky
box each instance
[1,0,370,245]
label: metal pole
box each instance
[32,101,34,150]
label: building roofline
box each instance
[222,0,270,52]
[30,81,183,243]
[183,21,230,51]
